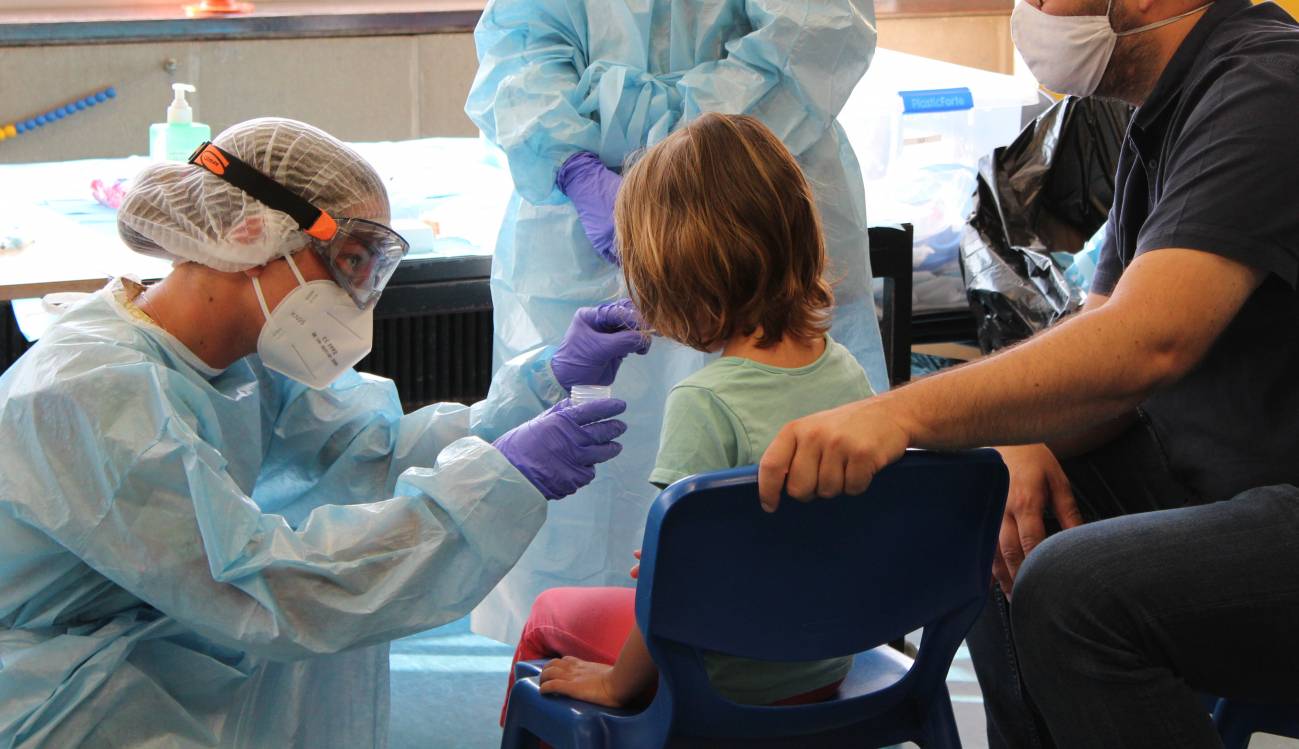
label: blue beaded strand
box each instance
[2,86,117,142]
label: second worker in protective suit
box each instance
[466,0,886,644]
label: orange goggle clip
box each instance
[188,141,338,242]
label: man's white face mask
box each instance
[1012,0,1214,96]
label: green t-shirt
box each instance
[649,335,875,705]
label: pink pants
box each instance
[504,587,638,724]
[503,586,843,725]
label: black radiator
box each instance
[359,309,493,411]
[1,304,34,371]
[367,256,496,409]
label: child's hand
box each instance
[630,549,641,580]
[538,656,627,708]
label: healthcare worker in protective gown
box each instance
[465,0,886,642]
[0,118,647,748]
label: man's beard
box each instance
[1094,32,1160,105]
[1093,0,1174,105]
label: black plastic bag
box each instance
[960,96,1133,352]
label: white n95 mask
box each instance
[1011,0,1214,97]
[252,253,374,389]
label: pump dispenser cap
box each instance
[168,83,196,124]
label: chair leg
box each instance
[1216,725,1253,749]
[1212,700,1257,749]
[500,708,543,749]
[1210,716,1252,742]
[918,689,962,749]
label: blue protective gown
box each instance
[465,0,885,642]
[0,280,563,748]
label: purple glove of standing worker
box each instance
[494,399,628,500]
[556,152,622,264]
[550,299,651,389]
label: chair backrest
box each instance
[633,449,1008,740]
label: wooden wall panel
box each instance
[877,14,1014,74]
[0,32,477,163]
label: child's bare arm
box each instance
[608,625,659,700]
[538,626,659,708]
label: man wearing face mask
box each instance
[753,1,1299,747]
[0,118,650,748]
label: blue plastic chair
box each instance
[1213,699,1299,748]
[501,449,1009,749]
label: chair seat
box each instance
[837,645,915,700]
[516,645,913,706]
[509,646,916,748]
[513,659,643,718]
[509,660,642,748]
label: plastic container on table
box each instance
[838,49,1040,314]
[840,49,1039,183]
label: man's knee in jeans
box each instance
[1009,526,1140,689]
[1008,521,1163,685]
[1011,534,1077,681]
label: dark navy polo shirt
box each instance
[1092,0,1299,502]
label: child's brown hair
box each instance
[615,113,833,352]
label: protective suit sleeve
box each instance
[469,345,568,441]
[465,2,600,203]
[675,0,877,157]
[257,344,564,511]
[11,364,547,661]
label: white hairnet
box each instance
[118,117,390,273]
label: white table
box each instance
[0,137,509,303]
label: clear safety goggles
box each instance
[188,141,409,310]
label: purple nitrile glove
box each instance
[550,299,652,390]
[493,398,629,500]
[556,151,622,264]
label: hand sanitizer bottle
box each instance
[150,83,212,162]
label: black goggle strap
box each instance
[188,141,338,243]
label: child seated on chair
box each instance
[504,112,876,715]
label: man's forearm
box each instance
[881,249,1264,452]
[885,304,1173,450]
